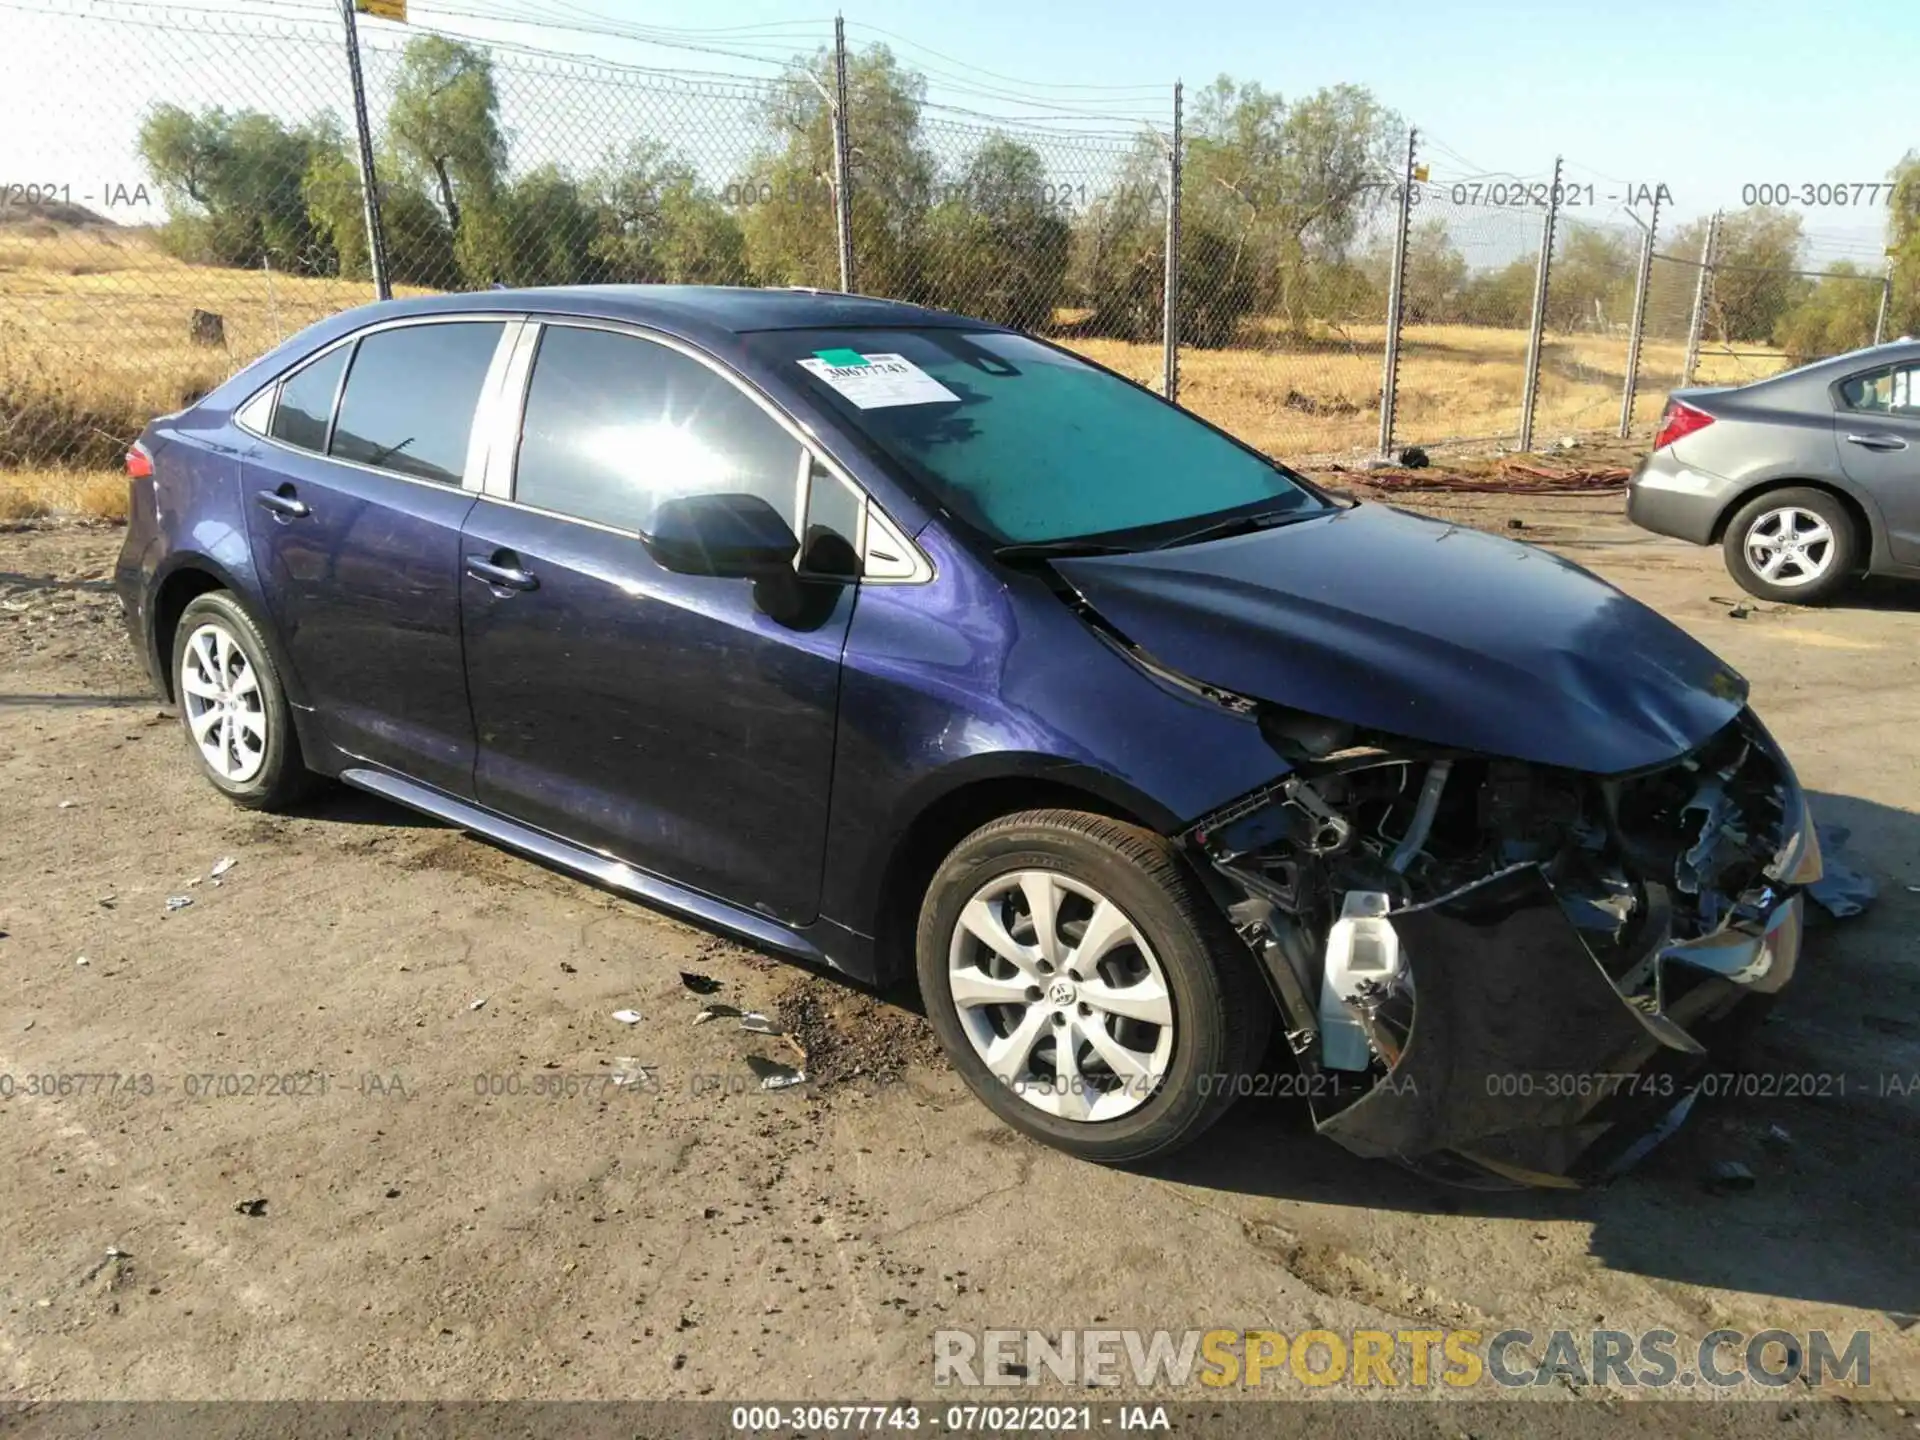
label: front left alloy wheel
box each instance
[916,809,1271,1163]
[170,591,316,810]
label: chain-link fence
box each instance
[1383,178,1551,454]
[1,0,1906,506]
[1,1,371,476]
[1531,208,1645,441]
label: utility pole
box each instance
[830,14,855,293]
[1617,188,1661,437]
[1377,127,1417,457]
[1161,80,1183,403]
[340,0,391,300]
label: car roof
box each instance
[362,284,986,336]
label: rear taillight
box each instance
[125,444,153,479]
[1652,400,1714,452]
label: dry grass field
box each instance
[0,221,1787,520]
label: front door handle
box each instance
[465,554,539,592]
[254,488,310,519]
[1845,432,1909,452]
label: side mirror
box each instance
[642,492,799,579]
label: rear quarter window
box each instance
[269,345,349,453]
[1839,364,1917,414]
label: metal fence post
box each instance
[829,13,855,293]
[339,0,390,301]
[1161,80,1183,403]
[1617,189,1660,438]
[1875,258,1893,346]
[1682,211,1719,386]
[1516,155,1562,453]
[1376,126,1417,457]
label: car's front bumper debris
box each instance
[1188,707,1833,1186]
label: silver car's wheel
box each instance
[179,620,268,784]
[947,868,1175,1122]
[1742,505,1835,589]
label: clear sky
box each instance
[12,0,1913,263]
[380,0,1913,255]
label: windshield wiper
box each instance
[1152,507,1323,551]
[993,539,1143,563]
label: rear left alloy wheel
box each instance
[915,809,1271,1163]
[1722,487,1857,605]
[171,592,316,810]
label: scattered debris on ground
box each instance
[746,1055,806,1091]
[775,981,945,1089]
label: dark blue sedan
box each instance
[116,286,1820,1182]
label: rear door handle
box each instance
[465,554,539,592]
[254,488,310,519]
[1845,432,1908,452]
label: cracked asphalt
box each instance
[2,493,1917,1405]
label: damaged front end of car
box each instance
[1185,704,1824,1188]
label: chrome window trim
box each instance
[501,316,933,585]
[479,320,542,500]
[463,319,529,495]
[234,313,520,495]
[467,489,650,542]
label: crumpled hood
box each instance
[1054,503,1746,774]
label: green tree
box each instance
[1457,256,1538,328]
[589,139,750,284]
[1179,78,1401,339]
[922,135,1071,327]
[745,45,933,297]
[1068,136,1170,341]
[1363,217,1466,324]
[139,104,332,272]
[1774,262,1884,362]
[1668,207,1808,345]
[387,35,506,284]
[490,165,598,287]
[1546,225,1635,332]
[1888,151,1920,337]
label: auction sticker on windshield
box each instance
[799,351,960,408]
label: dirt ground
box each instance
[2,483,1917,1408]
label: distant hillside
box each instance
[0,197,118,229]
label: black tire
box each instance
[169,591,317,810]
[1721,486,1857,605]
[915,808,1272,1163]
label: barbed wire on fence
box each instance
[0,0,1907,484]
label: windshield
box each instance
[747,328,1325,546]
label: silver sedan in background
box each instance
[1627,338,1920,603]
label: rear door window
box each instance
[1839,364,1918,415]
[514,324,803,534]
[269,345,349,453]
[329,321,505,484]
